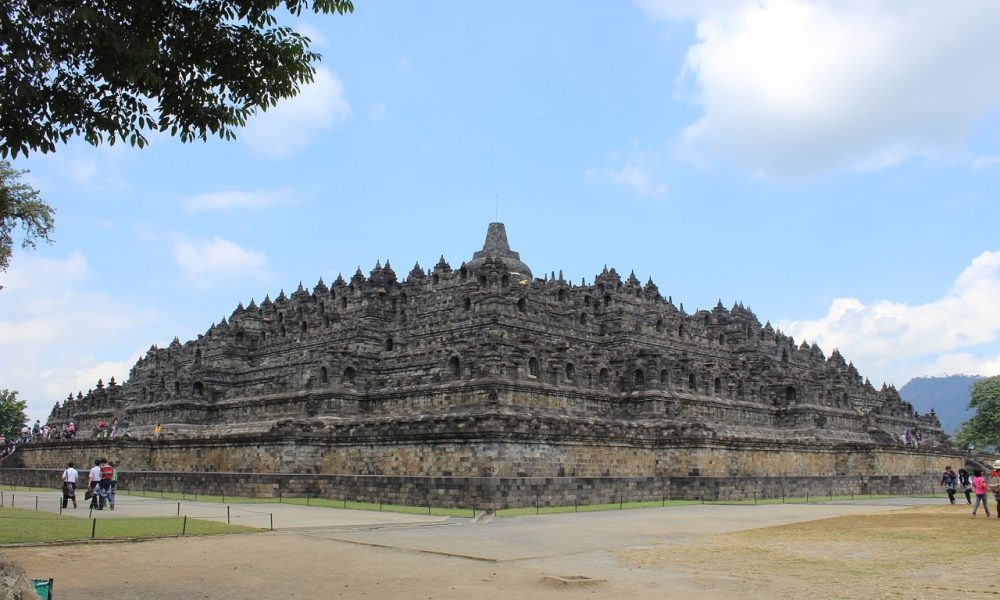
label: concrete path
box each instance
[1,489,448,529]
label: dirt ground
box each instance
[6,499,998,599]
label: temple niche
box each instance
[26,222,956,506]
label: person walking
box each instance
[98,458,114,510]
[959,469,974,505]
[87,459,102,509]
[972,469,991,518]
[107,461,118,510]
[61,462,78,509]
[941,466,958,505]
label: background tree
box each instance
[955,376,1000,451]
[0,161,54,274]
[1,0,354,158]
[0,389,28,439]
[0,1,352,273]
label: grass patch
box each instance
[618,505,986,598]
[0,507,257,544]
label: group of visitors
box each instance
[902,427,924,447]
[93,418,129,439]
[60,457,118,510]
[940,460,1000,518]
[0,436,15,458]
[16,419,77,444]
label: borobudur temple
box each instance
[4,223,960,507]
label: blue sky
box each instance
[3,1,1000,424]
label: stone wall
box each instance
[0,467,948,509]
[3,431,962,508]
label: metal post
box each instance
[270,513,274,531]
[182,515,187,535]
[35,496,38,511]
[619,495,623,510]
[227,505,231,524]
[177,502,180,516]
[91,518,97,539]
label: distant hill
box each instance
[898,375,982,435]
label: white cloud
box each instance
[242,67,351,158]
[780,250,1000,386]
[0,253,160,423]
[295,22,328,47]
[172,236,270,286]
[604,163,668,198]
[639,0,1000,177]
[181,189,295,212]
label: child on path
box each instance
[972,469,991,518]
[959,469,973,505]
[941,466,958,505]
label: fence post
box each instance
[227,505,231,525]
[177,502,180,516]
[182,515,187,535]
[91,518,97,539]
[270,513,274,531]
[35,496,38,511]
[619,495,623,510]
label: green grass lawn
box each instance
[0,507,258,544]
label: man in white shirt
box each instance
[61,461,79,509]
[87,459,101,509]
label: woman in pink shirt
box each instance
[972,469,991,518]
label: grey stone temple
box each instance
[6,223,958,506]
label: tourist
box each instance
[31,420,40,440]
[153,423,161,439]
[971,469,990,518]
[66,421,76,439]
[958,469,974,504]
[87,459,102,509]
[98,458,114,510]
[61,462,78,509]
[107,461,118,510]
[940,466,957,505]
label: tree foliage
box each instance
[0,161,54,272]
[955,376,1000,450]
[0,0,354,158]
[0,389,28,439]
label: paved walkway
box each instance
[1,489,447,529]
[3,492,953,600]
